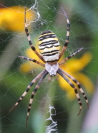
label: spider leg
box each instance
[26,70,48,127]
[24,8,45,62]
[18,56,45,67]
[59,68,89,109]
[59,8,70,59]
[57,68,82,115]
[59,47,83,65]
[9,70,46,113]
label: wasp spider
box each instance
[9,8,89,126]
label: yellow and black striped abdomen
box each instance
[38,30,60,62]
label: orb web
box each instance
[45,105,58,133]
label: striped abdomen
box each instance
[38,30,60,62]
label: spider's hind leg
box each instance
[18,56,45,67]
[59,9,70,59]
[59,47,83,65]
[24,8,44,62]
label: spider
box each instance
[9,8,89,126]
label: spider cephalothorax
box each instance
[9,8,89,127]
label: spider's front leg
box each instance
[57,68,82,115]
[60,68,89,109]
[26,70,48,127]
[9,70,46,113]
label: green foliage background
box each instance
[0,0,98,133]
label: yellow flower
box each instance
[59,52,94,100]
[0,6,35,32]
[19,41,43,73]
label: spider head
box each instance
[45,63,59,76]
[38,30,60,62]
